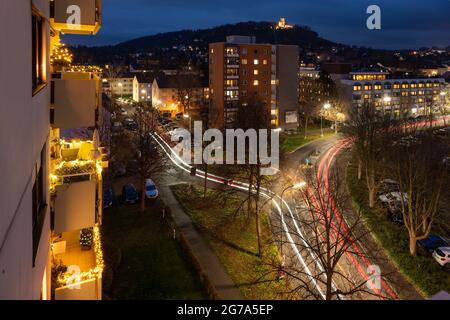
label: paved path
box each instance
[159,179,244,300]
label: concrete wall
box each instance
[276,45,299,129]
[0,0,51,299]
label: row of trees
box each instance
[344,103,448,255]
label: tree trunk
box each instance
[325,277,333,300]
[255,209,262,257]
[409,234,417,256]
[247,168,253,218]
[140,179,146,212]
[366,167,376,208]
[368,188,375,208]
[357,158,362,180]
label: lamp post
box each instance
[279,181,306,258]
[322,103,331,137]
[183,114,192,132]
[118,82,123,99]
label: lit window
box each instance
[32,10,45,93]
[253,80,259,86]
[253,69,259,75]
[263,59,268,65]
[353,85,361,91]
[242,59,248,65]
[253,59,259,65]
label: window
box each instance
[253,59,259,65]
[364,84,372,91]
[241,59,248,65]
[263,59,268,65]
[253,80,259,86]
[242,80,248,85]
[353,85,361,91]
[242,69,247,76]
[32,145,47,266]
[242,48,248,55]
[32,10,45,94]
[253,69,259,75]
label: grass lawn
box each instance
[101,201,207,299]
[171,184,293,300]
[281,131,334,153]
[347,161,450,297]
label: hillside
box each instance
[116,21,339,51]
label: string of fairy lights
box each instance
[50,39,103,73]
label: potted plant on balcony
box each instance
[80,228,93,250]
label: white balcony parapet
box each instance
[50,0,102,35]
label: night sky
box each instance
[64,0,450,49]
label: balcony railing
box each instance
[52,225,103,300]
[50,0,102,35]
[51,72,101,129]
[50,138,107,234]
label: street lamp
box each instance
[183,114,192,132]
[321,103,331,137]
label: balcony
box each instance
[51,72,101,129]
[50,0,102,35]
[50,137,107,234]
[51,226,103,300]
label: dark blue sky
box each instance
[64,0,450,49]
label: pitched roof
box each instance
[134,73,155,84]
[155,74,208,89]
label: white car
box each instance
[145,179,159,199]
[378,192,408,204]
[432,247,450,267]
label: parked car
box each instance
[145,179,159,199]
[378,192,408,205]
[432,247,450,267]
[120,108,127,115]
[418,235,449,253]
[378,179,400,196]
[124,118,138,131]
[103,187,114,209]
[122,184,139,204]
[175,112,184,120]
[162,112,171,119]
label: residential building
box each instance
[152,74,209,116]
[209,36,299,130]
[102,76,134,97]
[0,0,104,300]
[276,17,294,30]
[338,71,447,116]
[133,74,153,103]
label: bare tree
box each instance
[235,97,272,257]
[388,130,446,256]
[266,168,392,300]
[132,105,167,211]
[344,102,399,207]
[175,70,200,115]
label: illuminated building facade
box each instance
[0,0,104,300]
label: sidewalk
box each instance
[159,182,244,300]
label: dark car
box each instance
[122,184,139,204]
[417,235,449,253]
[103,187,114,209]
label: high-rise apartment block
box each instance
[209,36,299,130]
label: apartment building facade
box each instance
[338,72,447,116]
[209,36,299,130]
[133,74,153,103]
[152,74,209,117]
[0,0,104,300]
[103,77,134,97]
